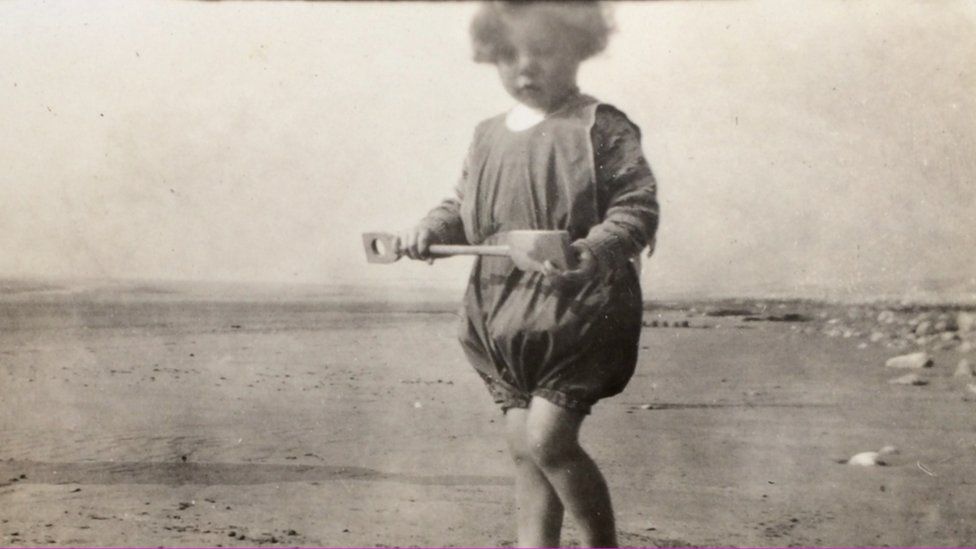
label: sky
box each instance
[1,0,974,300]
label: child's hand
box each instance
[396,226,436,264]
[541,241,602,289]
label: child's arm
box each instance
[419,181,466,246]
[578,105,660,273]
[400,158,469,260]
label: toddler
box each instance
[399,2,659,546]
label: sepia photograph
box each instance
[1,0,975,546]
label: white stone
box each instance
[870,332,887,343]
[955,359,974,378]
[958,312,976,333]
[915,321,934,336]
[877,310,896,324]
[960,341,974,353]
[846,445,899,465]
[885,352,933,369]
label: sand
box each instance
[1,282,975,547]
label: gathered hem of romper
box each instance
[498,387,594,415]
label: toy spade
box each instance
[361,230,577,273]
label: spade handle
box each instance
[428,244,509,257]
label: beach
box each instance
[1,281,975,547]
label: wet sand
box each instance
[1,283,975,546]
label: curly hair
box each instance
[470,1,615,64]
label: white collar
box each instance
[505,102,547,132]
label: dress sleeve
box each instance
[418,172,466,245]
[580,105,660,271]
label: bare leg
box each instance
[506,408,564,547]
[524,396,617,548]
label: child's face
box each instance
[494,15,581,113]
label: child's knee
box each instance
[506,430,533,464]
[525,426,579,469]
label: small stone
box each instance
[959,341,973,353]
[848,446,897,466]
[941,331,961,342]
[957,312,976,333]
[954,359,974,378]
[877,310,896,324]
[911,313,931,325]
[885,352,933,369]
[639,404,653,410]
[935,318,958,332]
[915,321,934,336]
[889,373,927,386]
[967,383,976,395]
[287,530,298,536]
[857,342,869,349]
[848,452,884,466]
[870,332,887,343]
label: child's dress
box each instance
[422,93,659,414]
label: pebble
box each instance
[915,321,934,336]
[960,341,974,353]
[869,332,886,343]
[968,383,976,396]
[885,352,933,369]
[889,373,927,386]
[958,312,976,333]
[954,359,974,378]
[848,445,897,466]
[877,310,896,324]
[847,452,885,466]
[935,318,958,332]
